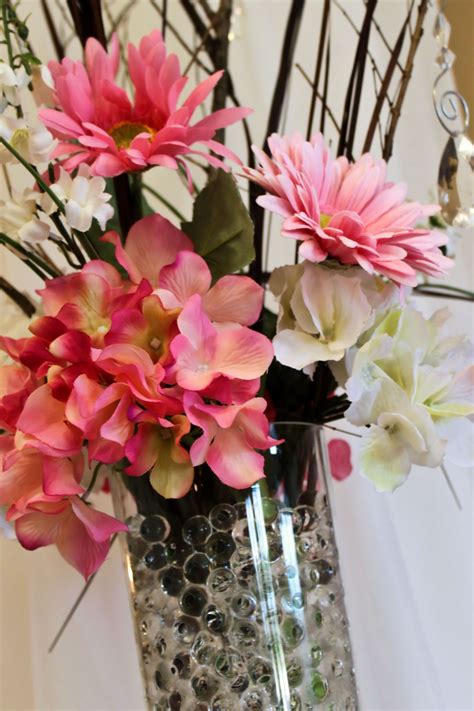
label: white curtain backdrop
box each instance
[0,2,472,709]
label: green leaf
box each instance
[181,170,255,280]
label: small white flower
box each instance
[41,165,114,232]
[0,188,50,243]
[0,63,28,111]
[0,115,55,165]
[31,64,56,108]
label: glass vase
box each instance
[111,423,358,710]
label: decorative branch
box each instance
[383,0,429,161]
[0,277,36,317]
[363,15,408,153]
[338,0,378,159]
[306,0,330,140]
[296,64,340,134]
[249,0,306,285]
[40,0,65,60]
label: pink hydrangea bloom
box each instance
[244,132,452,286]
[40,32,251,179]
[13,496,127,580]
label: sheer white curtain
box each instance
[0,2,472,709]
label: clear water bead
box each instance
[210,503,237,531]
[182,516,212,546]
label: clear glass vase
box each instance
[111,423,358,710]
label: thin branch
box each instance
[363,15,408,153]
[332,0,386,86]
[183,14,218,75]
[249,0,307,286]
[149,0,214,75]
[40,0,65,60]
[296,64,340,133]
[306,0,330,140]
[320,35,331,134]
[48,534,118,653]
[105,0,135,41]
[383,0,429,161]
[0,276,36,317]
[440,463,462,511]
[342,0,378,159]
[162,0,168,39]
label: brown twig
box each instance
[40,0,65,59]
[296,64,340,133]
[0,277,36,317]
[383,0,429,161]
[306,0,330,139]
[249,0,306,286]
[162,0,168,38]
[339,0,378,159]
[320,36,331,134]
[363,15,408,153]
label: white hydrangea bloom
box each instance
[0,188,50,243]
[41,165,114,232]
[346,306,474,491]
[269,261,395,374]
[0,115,55,165]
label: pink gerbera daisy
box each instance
[39,31,251,180]
[244,132,452,286]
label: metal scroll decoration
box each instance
[433,1,473,228]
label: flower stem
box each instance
[0,136,64,212]
[0,231,59,278]
[415,282,474,300]
[82,462,102,501]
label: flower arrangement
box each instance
[0,0,472,587]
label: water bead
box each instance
[125,514,144,535]
[233,518,250,545]
[209,503,237,531]
[179,585,208,616]
[191,669,219,701]
[191,631,217,665]
[207,567,236,594]
[182,516,212,546]
[211,693,236,711]
[294,505,319,532]
[153,635,167,655]
[310,644,323,666]
[128,536,148,562]
[267,532,283,562]
[172,615,200,645]
[170,651,192,679]
[249,656,273,685]
[313,558,335,585]
[230,672,250,693]
[184,552,210,584]
[332,659,344,678]
[230,591,256,618]
[160,566,185,597]
[286,657,304,687]
[311,671,329,702]
[202,603,229,634]
[214,647,245,680]
[168,691,182,711]
[144,544,167,570]
[165,539,193,565]
[140,515,169,542]
[242,689,266,711]
[229,619,260,650]
[260,497,279,524]
[205,532,236,565]
[282,617,305,648]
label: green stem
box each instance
[1,1,23,118]
[82,462,102,501]
[49,214,86,265]
[142,183,186,222]
[0,136,64,212]
[0,231,59,278]
[72,229,100,260]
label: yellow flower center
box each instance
[108,121,155,149]
[320,213,332,228]
[10,127,30,155]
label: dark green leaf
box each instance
[181,170,255,280]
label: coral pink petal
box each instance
[204,276,264,326]
[328,439,353,481]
